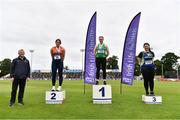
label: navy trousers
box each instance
[51,59,63,86]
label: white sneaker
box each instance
[57,86,62,91]
[51,86,56,91]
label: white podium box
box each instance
[45,90,65,104]
[93,85,112,104]
[142,95,162,104]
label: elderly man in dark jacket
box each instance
[9,49,30,107]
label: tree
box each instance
[64,66,69,70]
[106,55,119,69]
[0,58,11,77]
[134,56,141,76]
[161,52,179,72]
[154,59,162,75]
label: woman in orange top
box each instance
[50,39,65,91]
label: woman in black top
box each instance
[138,43,155,96]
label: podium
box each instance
[142,95,162,104]
[93,85,112,104]
[45,90,65,104]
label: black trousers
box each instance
[10,78,26,103]
[141,68,155,93]
[51,59,63,86]
[96,58,106,79]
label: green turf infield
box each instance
[0,80,180,119]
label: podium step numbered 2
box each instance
[93,85,112,104]
[142,95,162,104]
[46,90,65,104]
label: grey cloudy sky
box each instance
[0,0,180,70]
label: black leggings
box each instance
[51,60,63,86]
[141,68,155,92]
[96,58,106,79]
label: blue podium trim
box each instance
[93,98,112,100]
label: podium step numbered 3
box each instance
[46,90,65,104]
[93,85,112,104]
[142,95,162,104]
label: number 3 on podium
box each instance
[152,96,156,102]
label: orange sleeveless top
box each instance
[50,46,65,61]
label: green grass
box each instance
[0,80,180,119]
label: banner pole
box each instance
[120,74,123,94]
[84,73,86,94]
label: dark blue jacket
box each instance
[10,57,30,79]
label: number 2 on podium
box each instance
[99,87,105,97]
[51,93,56,100]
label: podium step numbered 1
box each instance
[142,95,162,104]
[45,90,65,104]
[93,85,112,104]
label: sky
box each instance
[0,0,180,70]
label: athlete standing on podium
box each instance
[50,39,65,91]
[94,36,109,85]
[138,43,155,96]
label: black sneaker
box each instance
[9,102,14,107]
[103,81,107,85]
[150,91,155,96]
[18,102,24,106]
[146,91,149,96]
[96,81,99,85]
